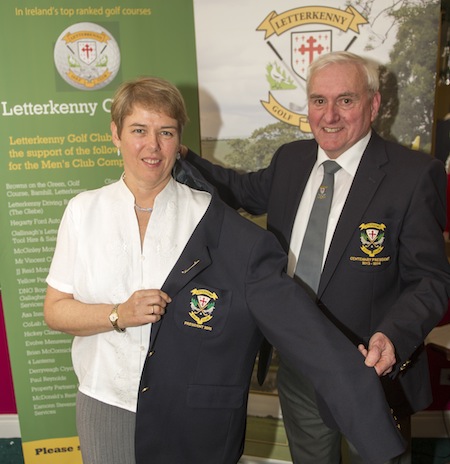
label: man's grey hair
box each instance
[306,51,380,96]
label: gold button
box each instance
[148,350,155,357]
[400,360,411,371]
[141,386,150,393]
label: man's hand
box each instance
[358,332,396,376]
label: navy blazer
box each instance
[134,161,405,464]
[187,131,450,417]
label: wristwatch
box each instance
[109,304,126,333]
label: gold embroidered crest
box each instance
[349,222,391,267]
[184,289,218,331]
[360,222,386,257]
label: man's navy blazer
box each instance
[187,131,450,418]
[134,161,405,464]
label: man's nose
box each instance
[323,103,340,122]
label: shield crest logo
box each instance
[365,228,379,242]
[291,30,332,80]
[189,289,218,326]
[359,223,386,258]
[197,294,211,310]
[78,41,97,65]
[318,186,327,199]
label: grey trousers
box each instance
[277,359,411,464]
[76,391,136,464]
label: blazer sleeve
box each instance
[186,148,277,215]
[244,230,405,464]
[375,158,450,366]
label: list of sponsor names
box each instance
[6,180,83,416]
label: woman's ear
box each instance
[110,121,121,146]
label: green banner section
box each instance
[0,1,199,462]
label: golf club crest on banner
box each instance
[54,22,121,90]
[257,5,368,133]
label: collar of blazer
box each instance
[150,190,224,346]
[165,156,223,295]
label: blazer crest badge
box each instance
[349,222,391,267]
[359,222,385,257]
[184,288,218,331]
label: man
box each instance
[182,51,450,463]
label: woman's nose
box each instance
[146,132,160,151]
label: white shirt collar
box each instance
[317,130,372,176]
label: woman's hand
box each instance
[44,285,171,336]
[117,289,171,328]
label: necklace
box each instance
[134,203,153,213]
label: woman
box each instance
[44,77,212,464]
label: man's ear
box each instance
[371,92,382,122]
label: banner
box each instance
[192,0,440,460]
[0,0,441,462]
[0,1,199,462]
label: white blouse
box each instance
[46,176,211,412]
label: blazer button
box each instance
[141,386,150,393]
[148,350,155,358]
[400,360,411,371]
[390,408,400,429]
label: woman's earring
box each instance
[176,152,181,160]
[117,148,121,157]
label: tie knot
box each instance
[322,160,341,175]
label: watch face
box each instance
[109,312,119,323]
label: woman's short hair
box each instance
[306,51,380,96]
[110,76,189,136]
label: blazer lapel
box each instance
[161,245,211,298]
[318,133,388,296]
[161,157,223,299]
[150,194,224,344]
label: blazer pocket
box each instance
[187,384,245,409]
